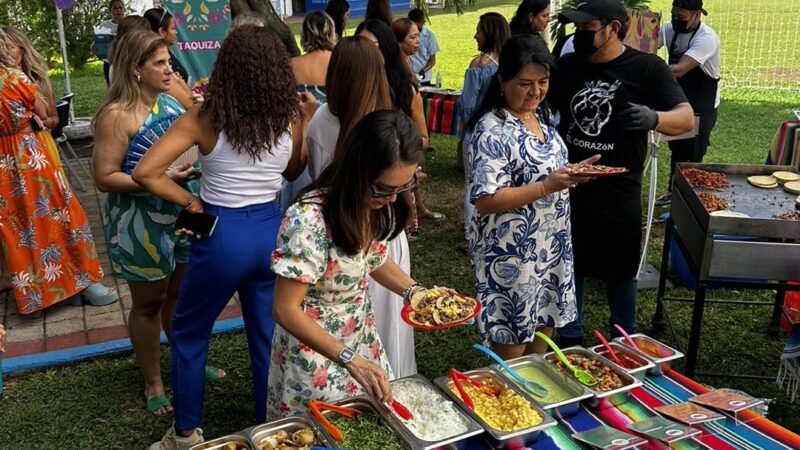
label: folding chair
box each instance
[51,94,91,192]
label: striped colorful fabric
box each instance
[531,370,799,449]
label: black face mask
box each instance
[573,26,608,58]
[672,17,691,33]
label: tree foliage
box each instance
[0,0,109,69]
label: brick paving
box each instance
[1,156,242,364]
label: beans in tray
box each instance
[549,355,630,392]
[330,412,404,450]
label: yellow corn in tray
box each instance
[450,379,542,431]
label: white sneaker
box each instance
[148,425,203,450]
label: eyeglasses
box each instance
[370,173,418,198]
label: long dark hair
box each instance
[356,19,414,115]
[467,35,555,131]
[477,12,510,55]
[325,0,350,39]
[201,26,296,161]
[303,110,423,255]
[144,7,172,34]
[509,0,550,35]
[365,0,393,27]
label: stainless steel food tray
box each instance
[189,433,252,450]
[248,413,334,449]
[490,355,593,419]
[433,368,556,449]
[588,342,656,380]
[543,347,641,409]
[383,374,484,450]
[308,395,413,449]
[613,334,684,376]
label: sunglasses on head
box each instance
[370,173,418,198]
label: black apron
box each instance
[669,27,719,119]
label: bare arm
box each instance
[670,55,701,78]
[421,54,437,74]
[42,91,59,129]
[284,92,318,181]
[32,96,48,120]
[131,108,202,206]
[410,91,429,149]
[655,102,694,136]
[93,109,145,193]
[166,73,194,109]
[272,275,393,401]
[369,259,417,297]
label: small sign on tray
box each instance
[689,390,764,414]
[572,426,647,449]
[655,402,725,425]
[627,416,701,445]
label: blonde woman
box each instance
[92,30,221,416]
[0,31,114,319]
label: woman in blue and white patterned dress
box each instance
[466,35,599,360]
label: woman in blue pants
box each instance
[134,26,318,449]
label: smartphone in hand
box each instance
[174,209,218,237]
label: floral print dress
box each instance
[468,109,577,345]
[0,68,103,314]
[267,194,393,419]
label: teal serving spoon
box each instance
[472,344,549,398]
[535,332,598,387]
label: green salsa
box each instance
[507,365,574,405]
[331,412,404,450]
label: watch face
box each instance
[340,348,354,363]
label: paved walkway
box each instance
[1,156,242,371]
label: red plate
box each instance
[401,295,481,330]
[568,166,630,178]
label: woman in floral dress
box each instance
[268,110,428,419]
[0,32,108,316]
[467,36,598,360]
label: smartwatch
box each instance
[338,347,355,365]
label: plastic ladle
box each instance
[535,331,597,387]
[592,329,626,368]
[614,324,643,353]
[472,344,549,398]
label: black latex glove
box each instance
[618,102,659,131]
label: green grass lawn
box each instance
[8,1,798,447]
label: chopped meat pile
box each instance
[682,168,731,190]
[697,192,729,212]
[774,210,800,220]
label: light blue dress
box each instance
[457,63,498,235]
[468,109,577,345]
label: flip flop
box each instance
[205,365,226,382]
[146,393,173,416]
[419,211,446,223]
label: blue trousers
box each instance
[171,200,281,430]
[557,277,638,340]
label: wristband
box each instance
[402,283,425,305]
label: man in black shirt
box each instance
[550,0,694,346]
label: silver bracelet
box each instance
[402,283,424,304]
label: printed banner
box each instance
[53,0,76,9]
[164,0,231,90]
[624,8,662,55]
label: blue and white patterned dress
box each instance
[468,109,577,345]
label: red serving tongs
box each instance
[389,399,413,421]
[593,329,627,368]
[449,368,500,410]
[308,400,358,443]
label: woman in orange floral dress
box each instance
[0,33,111,316]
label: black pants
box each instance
[668,108,718,186]
[103,61,111,86]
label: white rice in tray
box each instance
[391,379,470,441]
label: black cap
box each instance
[672,0,708,15]
[558,0,629,25]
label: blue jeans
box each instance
[557,277,638,339]
[172,200,281,430]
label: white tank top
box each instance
[199,130,291,208]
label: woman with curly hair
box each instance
[135,25,317,449]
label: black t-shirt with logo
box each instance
[550,47,687,279]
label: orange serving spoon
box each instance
[308,400,358,443]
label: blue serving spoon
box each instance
[472,344,549,398]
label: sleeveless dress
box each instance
[0,68,103,314]
[267,193,393,419]
[102,93,199,281]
